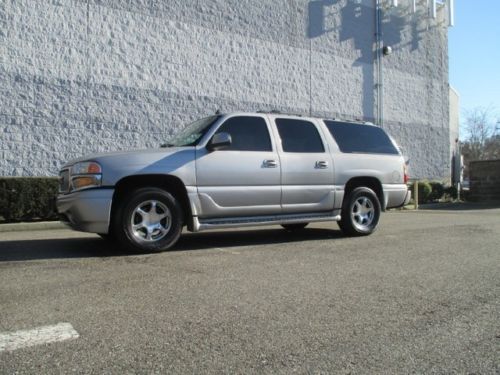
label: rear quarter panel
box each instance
[332,152,405,186]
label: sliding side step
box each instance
[191,211,341,232]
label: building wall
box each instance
[0,0,450,178]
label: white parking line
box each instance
[215,247,240,255]
[0,323,79,352]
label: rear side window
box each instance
[276,119,325,153]
[324,121,399,155]
[215,116,272,151]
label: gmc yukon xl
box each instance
[57,112,411,252]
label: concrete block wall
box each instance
[0,0,450,178]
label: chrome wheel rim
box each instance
[351,196,375,231]
[130,200,171,242]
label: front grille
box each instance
[59,169,70,193]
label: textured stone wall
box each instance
[469,160,500,202]
[0,0,450,178]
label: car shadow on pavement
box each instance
[0,236,123,262]
[0,227,343,262]
[175,227,343,252]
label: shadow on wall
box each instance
[307,0,375,122]
[307,0,424,122]
[383,6,424,52]
[307,0,336,39]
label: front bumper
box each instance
[56,188,114,234]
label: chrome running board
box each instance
[191,211,341,232]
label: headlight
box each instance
[71,162,102,175]
[70,162,102,191]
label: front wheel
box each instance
[113,187,183,253]
[338,187,381,236]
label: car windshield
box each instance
[165,115,220,147]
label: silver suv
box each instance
[57,112,411,252]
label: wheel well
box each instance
[111,175,192,226]
[344,177,384,210]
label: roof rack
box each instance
[257,109,282,114]
[257,110,305,117]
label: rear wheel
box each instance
[338,187,381,236]
[113,187,183,253]
[281,223,308,232]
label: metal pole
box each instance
[414,181,419,210]
[375,0,384,127]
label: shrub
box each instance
[428,181,445,202]
[417,180,433,203]
[444,185,458,200]
[0,177,59,223]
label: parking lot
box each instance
[1,206,499,373]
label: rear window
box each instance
[324,121,399,155]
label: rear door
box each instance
[271,117,335,213]
[196,115,282,218]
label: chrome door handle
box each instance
[315,161,328,169]
[263,159,278,168]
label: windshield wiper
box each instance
[160,143,175,148]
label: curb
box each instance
[0,221,67,233]
[390,201,500,212]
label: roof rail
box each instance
[257,110,308,117]
[257,109,281,114]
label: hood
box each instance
[61,147,193,169]
[62,146,197,186]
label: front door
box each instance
[196,115,282,218]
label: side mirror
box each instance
[207,132,232,151]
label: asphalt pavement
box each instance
[0,207,499,373]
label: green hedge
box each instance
[428,181,445,202]
[417,180,433,203]
[411,180,458,204]
[0,177,59,223]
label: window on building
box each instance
[275,119,325,153]
[214,116,272,151]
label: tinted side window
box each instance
[215,116,272,151]
[324,121,399,155]
[275,119,325,153]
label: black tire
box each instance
[98,233,114,242]
[338,187,381,236]
[112,187,183,253]
[281,223,308,232]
